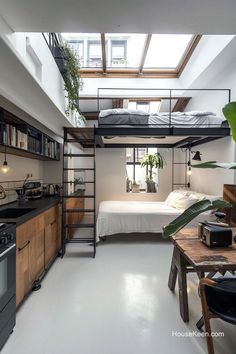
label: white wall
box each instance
[182,36,236,193]
[0,153,44,205]
[0,15,75,136]
[190,137,235,195]
[96,148,173,207]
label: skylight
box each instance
[144,34,193,69]
[63,33,102,68]
[61,33,200,78]
[105,33,146,68]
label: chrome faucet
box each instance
[0,185,6,200]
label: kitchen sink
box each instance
[0,208,36,218]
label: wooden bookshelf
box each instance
[0,107,60,161]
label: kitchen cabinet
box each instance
[16,204,61,307]
[16,238,31,306]
[44,206,60,267]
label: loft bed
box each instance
[82,87,231,149]
[64,88,231,244]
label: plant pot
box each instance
[146,180,156,193]
[53,46,65,59]
[55,58,68,75]
[132,184,140,193]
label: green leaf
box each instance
[162,199,232,239]
[192,161,236,169]
[223,102,236,142]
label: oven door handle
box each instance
[0,244,16,261]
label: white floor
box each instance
[2,235,236,354]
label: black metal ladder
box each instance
[61,127,96,258]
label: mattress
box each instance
[98,110,226,128]
[96,201,210,238]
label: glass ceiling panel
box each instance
[105,34,146,68]
[144,34,193,69]
[62,33,102,68]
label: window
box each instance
[67,40,84,63]
[87,40,102,67]
[61,32,201,77]
[106,34,146,68]
[144,34,193,69]
[126,148,158,192]
[128,100,161,114]
[111,40,127,66]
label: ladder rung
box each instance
[66,224,95,228]
[65,139,95,143]
[63,181,95,184]
[63,209,95,213]
[64,154,95,157]
[172,183,186,185]
[62,195,95,198]
[66,238,95,243]
[63,168,95,171]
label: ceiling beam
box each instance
[138,34,152,74]
[172,97,192,112]
[177,34,202,77]
[101,33,106,73]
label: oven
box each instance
[0,224,16,350]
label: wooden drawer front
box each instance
[16,240,30,306]
[44,206,57,225]
[16,214,44,247]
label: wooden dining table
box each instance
[168,227,236,322]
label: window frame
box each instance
[78,34,201,78]
[126,147,158,192]
[67,39,84,63]
[87,40,103,68]
[110,40,127,67]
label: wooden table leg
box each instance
[178,252,189,322]
[168,247,178,291]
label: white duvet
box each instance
[96,201,210,238]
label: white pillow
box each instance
[204,194,222,202]
[165,189,190,206]
[189,192,206,201]
[168,194,200,210]
[189,191,221,203]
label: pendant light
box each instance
[1,145,9,173]
[192,151,202,161]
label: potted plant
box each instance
[74,177,85,191]
[141,152,165,192]
[126,178,131,192]
[54,42,86,122]
[131,181,140,193]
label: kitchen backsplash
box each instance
[0,179,43,206]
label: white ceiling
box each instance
[0,0,236,34]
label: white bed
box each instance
[96,190,221,239]
[98,109,227,128]
[96,200,210,239]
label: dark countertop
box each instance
[0,196,61,226]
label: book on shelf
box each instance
[44,138,56,158]
[3,124,27,150]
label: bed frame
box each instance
[62,88,231,255]
[92,87,231,148]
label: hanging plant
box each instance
[62,43,85,121]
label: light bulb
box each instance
[187,169,192,176]
[1,161,9,173]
